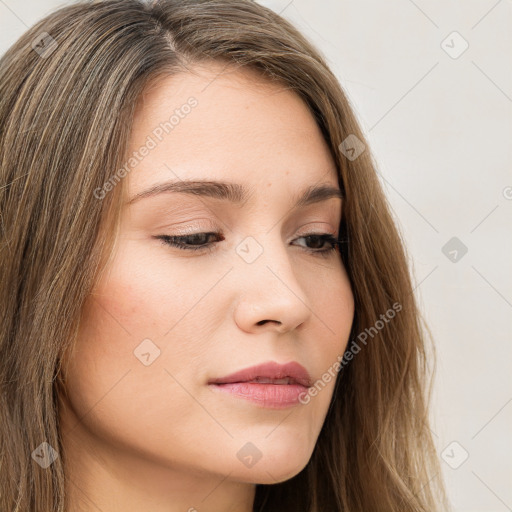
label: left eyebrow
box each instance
[127,179,344,208]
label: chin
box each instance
[234,460,309,485]
[229,444,313,484]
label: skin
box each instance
[59,61,355,512]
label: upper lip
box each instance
[208,361,312,388]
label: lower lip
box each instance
[208,382,309,409]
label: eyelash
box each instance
[155,232,342,258]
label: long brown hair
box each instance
[0,1,449,510]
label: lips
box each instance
[208,361,313,409]
[208,361,312,388]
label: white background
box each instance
[1,1,511,510]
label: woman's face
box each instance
[61,62,354,498]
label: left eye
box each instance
[155,232,340,256]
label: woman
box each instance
[0,1,450,510]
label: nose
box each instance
[232,236,312,335]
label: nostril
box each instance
[256,320,281,326]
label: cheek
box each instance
[61,243,223,439]
[88,242,198,340]
[61,283,204,457]
[303,265,354,403]
[308,262,354,351]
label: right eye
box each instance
[155,232,224,252]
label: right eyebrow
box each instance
[127,179,250,205]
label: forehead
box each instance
[125,62,338,198]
